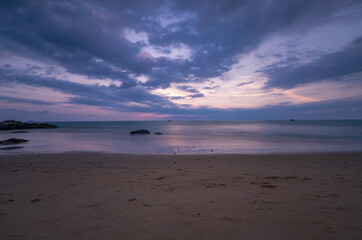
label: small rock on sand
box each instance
[30,199,41,203]
[261,184,277,189]
[156,176,167,180]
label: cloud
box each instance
[118,80,138,89]
[170,96,362,120]
[1,0,362,120]
[169,96,185,100]
[145,0,362,86]
[203,86,219,90]
[0,95,56,105]
[1,0,360,90]
[0,65,172,110]
[188,93,204,98]
[261,37,362,89]
[177,85,199,93]
[237,81,253,87]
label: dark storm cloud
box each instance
[1,0,361,90]
[261,37,362,89]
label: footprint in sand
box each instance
[30,198,41,203]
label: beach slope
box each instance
[0,153,361,239]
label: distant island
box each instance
[0,120,58,130]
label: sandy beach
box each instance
[0,153,361,240]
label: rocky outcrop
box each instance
[130,129,151,135]
[0,138,28,145]
[154,132,163,135]
[0,120,58,130]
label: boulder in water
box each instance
[130,129,151,135]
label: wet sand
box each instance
[0,153,361,240]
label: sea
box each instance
[1,120,362,154]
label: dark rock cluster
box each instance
[130,129,164,135]
[0,138,28,145]
[130,129,151,135]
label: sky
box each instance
[1,0,362,121]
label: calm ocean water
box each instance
[1,120,362,154]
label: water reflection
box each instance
[1,120,362,154]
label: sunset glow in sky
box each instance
[1,0,362,120]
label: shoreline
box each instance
[2,119,362,155]
[2,149,362,156]
[1,152,361,239]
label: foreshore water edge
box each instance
[1,120,362,154]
